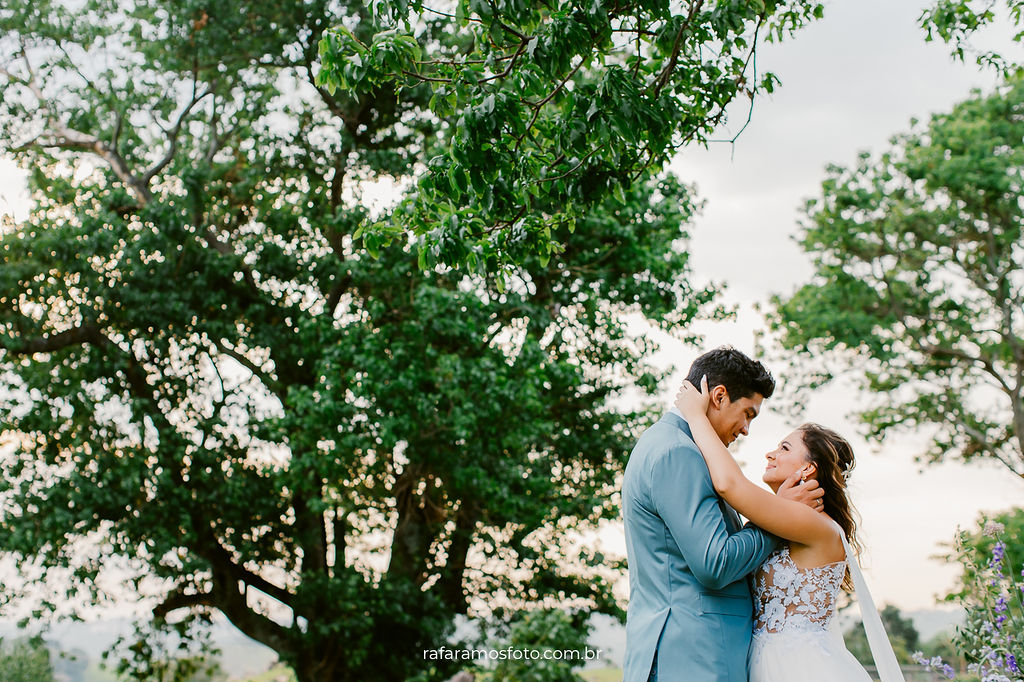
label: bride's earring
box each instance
[800,470,808,484]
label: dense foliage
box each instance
[771,76,1024,478]
[316,0,826,272]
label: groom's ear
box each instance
[709,384,729,409]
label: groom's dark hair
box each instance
[686,346,775,400]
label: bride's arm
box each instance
[675,379,836,547]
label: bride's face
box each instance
[763,429,814,492]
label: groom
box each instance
[622,346,823,682]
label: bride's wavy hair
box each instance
[798,423,862,591]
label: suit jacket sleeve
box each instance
[651,443,777,590]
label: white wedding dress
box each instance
[748,532,906,682]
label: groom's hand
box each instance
[777,471,826,513]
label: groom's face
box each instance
[707,386,764,445]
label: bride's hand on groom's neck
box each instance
[674,376,711,421]
[777,470,826,513]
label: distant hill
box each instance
[904,608,964,641]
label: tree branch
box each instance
[209,562,292,654]
[535,145,604,184]
[153,587,215,619]
[3,47,153,204]
[651,0,705,97]
[2,322,105,355]
[951,412,1020,474]
[515,57,585,152]
[213,339,285,400]
[142,72,212,184]
[919,342,1013,395]
[203,535,295,608]
[466,33,531,85]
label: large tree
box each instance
[0,1,823,680]
[771,76,1024,478]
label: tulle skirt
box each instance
[749,628,873,682]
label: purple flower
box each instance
[995,595,1009,613]
[1006,654,1018,673]
[987,541,1006,576]
[912,651,958,680]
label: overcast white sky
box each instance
[1,0,1022,617]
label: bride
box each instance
[675,377,906,682]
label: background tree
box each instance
[0,636,56,682]
[844,604,920,666]
[0,1,825,680]
[102,618,227,682]
[770,76,1024,478]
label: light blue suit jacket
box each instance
[622,412,778,682]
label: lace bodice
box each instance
[753,545,846,635]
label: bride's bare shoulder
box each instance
[788,523,845,567]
